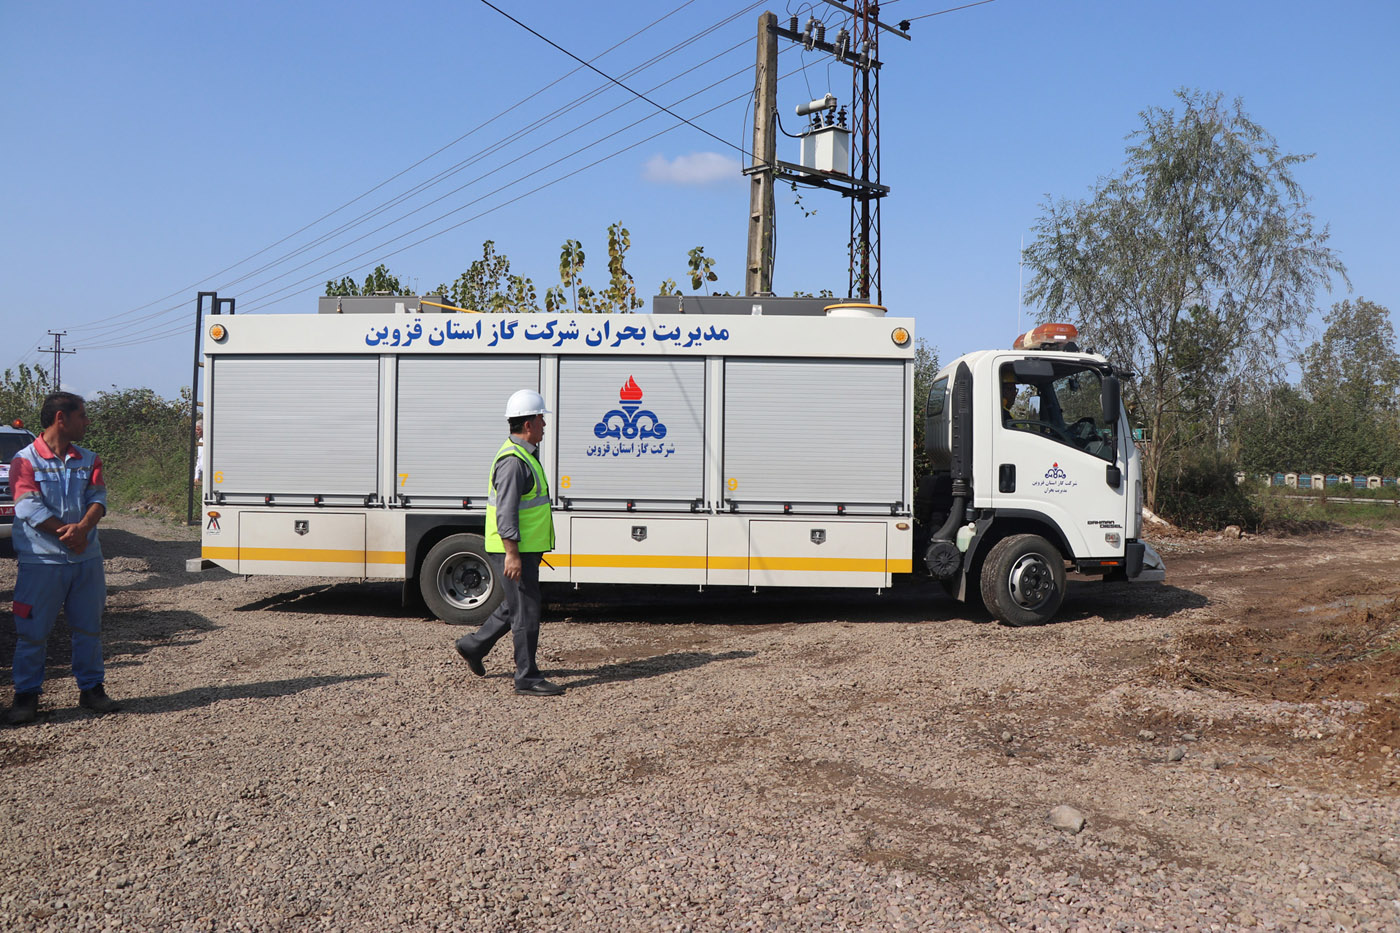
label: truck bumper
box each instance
[1126,540,1166,582]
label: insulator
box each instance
[804,17,816,50]
[789,15,798,34]
[837,106,848,127]
[834,28,849,59]
[815,22,826,44]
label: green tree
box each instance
[1297,298,1400,472]
[600,222,644,313]
[438,240,540,313]
[0,363,52,429]
[911,338,940,478]
[548,239,595,313]
[686,246,718,295]
[1301,298,1400,414]
[1022,89,1346,508]
[324,263,413,297]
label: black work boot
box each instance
[79,685,121,715]
[5,692,39,726]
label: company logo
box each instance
[594,377,668,440]
[1032,461,1078,495]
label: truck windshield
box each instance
[1000,362,1116,462]
[1,434,34,463]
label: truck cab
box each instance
[1,420,38,547]
[919,323,1165,625]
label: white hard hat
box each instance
[504,389,550,419]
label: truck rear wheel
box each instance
[420,533,503,626]
[980,534,1065,627]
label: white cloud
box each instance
[642,151,742,186]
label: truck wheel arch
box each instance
[405,514,489,581]
[963,510,1074,574]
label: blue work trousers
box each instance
[11,559,107,694]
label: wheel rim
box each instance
[1007,553,1055,611]
[436,552,493,610]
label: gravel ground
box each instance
[1,515,1397,932]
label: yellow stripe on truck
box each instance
[553,554,907,573]
[203,548,911,574]
[202,547,404,564]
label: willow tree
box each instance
[1022,89,1345,508]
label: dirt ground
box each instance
[0,516,1397,931]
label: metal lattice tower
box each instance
[848,1,881,303]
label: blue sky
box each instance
[2,0,1395,400]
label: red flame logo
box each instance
[619,376,643,403]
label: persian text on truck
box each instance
[188,296,1164,626]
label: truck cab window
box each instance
[1000,362,1116,462]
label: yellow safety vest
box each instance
[485,438,555,553]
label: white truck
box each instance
[1,419,39,548]
[190,296,1162,626]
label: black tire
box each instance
[419,533,503,626]
[980,534,1066,627]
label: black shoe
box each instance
[513,679,565,697]
[5,692,39,726]
[79,685,121,715]
[454,638,486,677]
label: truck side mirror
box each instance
[1102,375,1120,427]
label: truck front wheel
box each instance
[980,534,1065,627]
[420,533,503,626]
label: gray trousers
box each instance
[463,552,543,687]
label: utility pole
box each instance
[745,11,778,297]
[41,331,75,389]
[742,5,908,302]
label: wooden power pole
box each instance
[745,11,778,297]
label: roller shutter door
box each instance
[210,356,378,496]
[723,359,904,506]
[396,356,540,500]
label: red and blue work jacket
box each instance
[9,436,107,564]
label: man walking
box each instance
[6,392,117,725]
[455,389,564,697]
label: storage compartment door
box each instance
[397,356,540,501]
[569,517,707,585]
[749,520,887,588]
[238,512,367,577]
[723,359,904,510]
[211,356,379,497]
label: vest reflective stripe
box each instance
[484,439,555,553]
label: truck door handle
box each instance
[999,463,1016,493]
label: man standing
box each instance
[454,389,564,697]
[6,392,117,725]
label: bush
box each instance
[82,387,195,520]
[1155,448,1260,531]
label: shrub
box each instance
[82,387,194,519]
[1155,447,1260,531]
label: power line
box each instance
[76,42,768,348]
[477,0,752,159]
[56,0,717,338]
[904,0,998,23]
[73,52,817,350]
[235,57,787,314]
[65,4,765,348]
